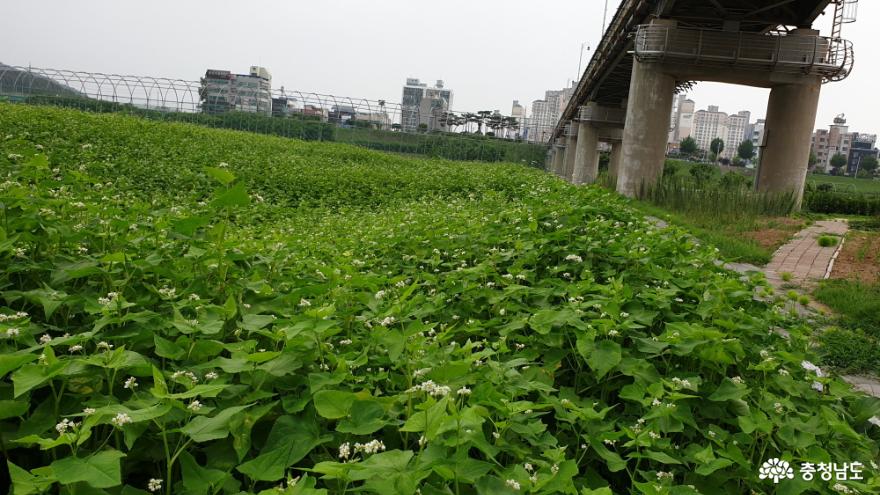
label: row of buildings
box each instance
[810,115,878,175]
[667,96,878,175]
[200,66,451,132]
[667,96,756,161]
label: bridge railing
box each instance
[633,25,853,82]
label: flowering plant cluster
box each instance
[0,105,878,494]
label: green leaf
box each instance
[708,378,749,402]
[8,460,54,495]
[0,399,29,420]
[400,398,448,440]
[694,458,734,476]
[313,390,355,419]
[336,400,386,435]
[180,451,229,495]
[154,334,185,360]
[182,404,252,442]
[210,182,250,209]
[236,415,331,481]
[204,166,236,185]
[0,353,37,379]
[50,450,126,488]
[586,340,621,379]
[12,361,66,397]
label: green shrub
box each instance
[805,191,880,215]
[818,235,839,247]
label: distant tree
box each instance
[417,123,428,133]
[830,153,847,175]
[737,140,755,162]
[808,151,818,171]
[679,136,698,155]
[860,156,878,175]
[732,156,746,167]
[710,138,725,162]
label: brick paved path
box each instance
[765,220,848,288]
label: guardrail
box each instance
[633,25,854,82]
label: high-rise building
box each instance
[811,115,853,172]
[401,78,453,132]
[725,110,751,159]
[668,94,695,149]
[693,105,728,154]
[526,83,576,143]
[200,66,272,115]
[691,105,752,159]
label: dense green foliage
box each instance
[18,96,547,165]
[1,104,879,494]
[804,191,880,216]
[646,163,795,219]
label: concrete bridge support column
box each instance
[756,78,822,208]
[551,143,565,176]
[572,122,600,184]
[618,20,677,197]
[563,134,578,182]
[608,141,623,184]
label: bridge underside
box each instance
[553,0,849,210]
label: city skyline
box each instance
[1,0,877,135]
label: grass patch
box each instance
[819,327,880,373]
[818,235,839,247]
[628,202,774,264]
[807,173,880,194]
[814,279,880,336]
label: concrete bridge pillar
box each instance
[572,122,600,184]
[756,80,821,207]
[609,141,623,182]
[551,143,565,176]
[617,20,677,197]
[618,58,676,196]
[755,29,823,209]
[563,133,578,182]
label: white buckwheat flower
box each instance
[457,386,472,396]
[6,328,20,338]
[188,400,202,412]
[123,377,138,389]
[83,407,96,415]
[39,334,52,344]
[338,442,351,460]
[801,360,825,377]
[205,371,219,380]
[147,478,163,492]
[505,479,521,490]
[299,298,311,307]
[565,254,583,263]
[111,413,132,427]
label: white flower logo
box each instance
[759,458,794,484]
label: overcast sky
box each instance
[2,0,876,134]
